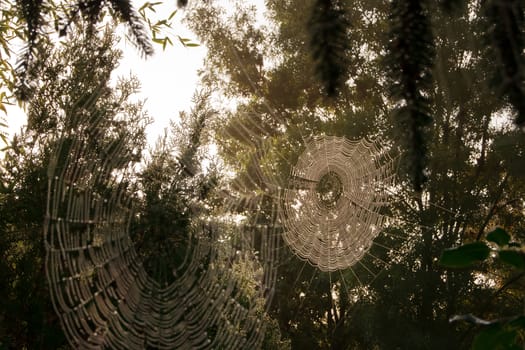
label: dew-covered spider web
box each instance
[281,135,396,272]
[44,97,279,349]
[217,115,399,281]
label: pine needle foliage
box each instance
[386,0,435,192]
[483,0,525,127]
[108,0,153,56]
[308,0,350,98]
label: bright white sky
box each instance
[114,4,207,145]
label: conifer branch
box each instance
[308,0,350,98]
[110,0,154,57]
[387,0,435,192]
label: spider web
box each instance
[218,118,398,278]
[44,99,278,349]
[281,135,395,272]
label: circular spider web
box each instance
[280,135,395,272]
[44,112,277,349]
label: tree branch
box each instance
[476,173,509,241]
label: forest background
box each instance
[0,0,524,349]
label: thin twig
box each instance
[476,173,509,241]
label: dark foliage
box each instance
[308,0,351,98]
[439,0,465,13]
[386,0,435,192]
[131,96,214,286]
[14,0,43,100]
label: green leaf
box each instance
[138,2,149,12]
[487,227,511,247]
[152,37,164,44]
[472,324,519,350]
[184,43,200,47]
[509,316,525,329]
[168,10,178,20]
[498,250,525,270]
[440,242,490,268]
